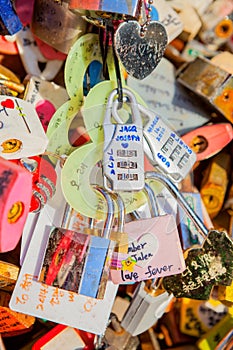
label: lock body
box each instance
[121,281,173,336]
[69,0,142,20]
[142,105,196,182]
[31,0,87,54]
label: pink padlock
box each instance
[110,183,185,284]
[0,157,32,252]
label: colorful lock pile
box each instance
[0,0,232,349]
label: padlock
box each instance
[179,298,227,338]
[140,103,197,182]
[200,151,231,219]
[31,0,87,54]
[144,172,233,300]
[0,290,35,337]
[99,313,140,350]
[198,0,233,50]
[0,0,23,35]
[69,0,142,21]
[177,56,233,123]
[197,312,233,350]
[169,3,202,43]
[213,182,233,236]
[181,123,233,162]
[38,186,117,299]
[11,155,57,213]
[121,279,174,336]
[0,95,49,159]
[0,261,19,292]
[103,88,144,192]
[110,181,185,284]
[0,64,24,97]
[0,156,32,252]
[217,279,233,307]
[9,172,119,335]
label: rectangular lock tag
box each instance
[110,214,185,284]
[103,89,144,192]
[141,105,196,182]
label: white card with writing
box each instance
[0,96,48,159]
[10,173,118,335]
[127,58,211,135]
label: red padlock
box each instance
[11,156,57,213]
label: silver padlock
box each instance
[103,88,144,192]
[121,279,174,336]
[141,104,197,182]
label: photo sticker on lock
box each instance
[38,227,90,292]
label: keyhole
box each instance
[190,135,208,153]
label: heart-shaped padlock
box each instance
[114,20,168,80]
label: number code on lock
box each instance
[103,124,144,191]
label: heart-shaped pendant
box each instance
[114,21,168,80]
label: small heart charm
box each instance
[121,142,129,148]
[1,98,14,109]
[114,21,168,80]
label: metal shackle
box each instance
[145,171,209,237]
[132,182,159,220]
[94,186,115,239]
[108,191,125,233]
